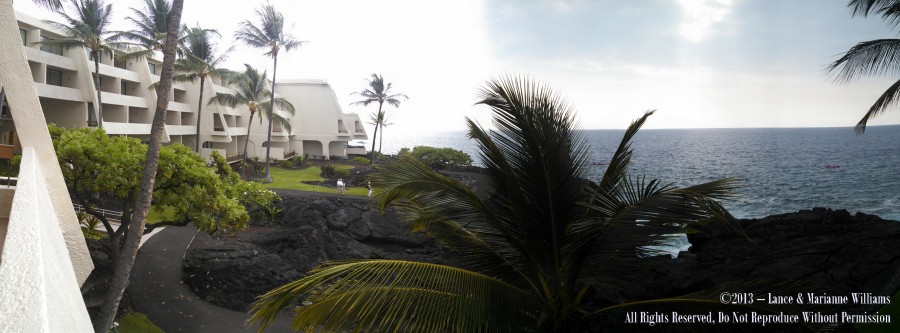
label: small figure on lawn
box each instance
[367,181,373,197]
[336,178,345,194]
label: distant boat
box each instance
[591,162,607,166]
[824,164,840,169]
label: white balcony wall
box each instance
[101,92,147,108]
[23,47,76,71]
[104,121,151,135]
[0,148,93,333]
[167,125,195,136]
[34,83,82,102]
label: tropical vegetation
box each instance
[828,0,900,133]
[91,0,183,329]
[117,0,174,60]
[352,73,408,164]
[235,4,304,182]
[398,145,472,170]
[38,0,122,129]
[174,25,232,152]
[248,76,740,332]
[211,64,295,178]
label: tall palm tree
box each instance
[235,4,304,183]
[118,0,170,59]
[174,26,232,152]
[211,64,294,179]
[367,111,393,154]
[828,0,900,133]
[39,0,122,129]
[352,73,407,164]
[248,76,740,332]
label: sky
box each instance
[14,0,900,134]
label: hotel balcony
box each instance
[34,83,83,102]
[167,101,192,113]
[166,124,195,136]
[23,47,77,71]
[103,122,152,135]
[228,126,248,136]
[100,92,146,108]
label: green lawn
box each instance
[115,312,164,333]
[147,205,176,224]
[265,166,368,196]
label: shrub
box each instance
[399,146,473,170]
[350,156,370,164]
[279,160,293,168]
[289,155,307,168]
[335,169,350,179]
[320,164,336,177]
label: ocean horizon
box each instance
[368,125,900,221]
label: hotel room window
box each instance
[39,35,62,55]
[19,29,26,46]
[46,69,63,86]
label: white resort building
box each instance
[9,10,368,163]
[0,7,368,332]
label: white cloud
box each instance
[676,0,734,42]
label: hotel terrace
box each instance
[0,6,367,332]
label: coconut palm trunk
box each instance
[263,55,277,182]
[241,110,255,178]
[93,52,103,128]
[369,103,382,164]
[92,0,183,331]
[194,75,205,152]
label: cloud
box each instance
[676,0,734,42]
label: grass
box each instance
[265,165,368,196]
[147,205,176,224]
[114,312,164,333]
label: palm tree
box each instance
[211,64,294,179]
[352,73,407,164]
[827,0,900,133]
[367,111,393,154]
[39,0,122,129]
[235,4,304,183]
[174,26,232,152]
[248,76,740,332]
[118,0,170,59]
[94,0,183,331]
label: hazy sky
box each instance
[15,0,900,134]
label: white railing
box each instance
[0,147,93,332]
[73,203,122,224]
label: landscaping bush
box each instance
[335,169,350,179]
[278,160,293,168]
[350,156,370,164]
[398,146,473,170]
[289,155,307,168]
[320,164,336,177]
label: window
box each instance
[202,141,212,149]
[148,63,157,74]
[114,58,126,69]
[39,35,62,55]
[120,81,127,95]
[19,29,26,46]
[87,103,98,126]
[46,69,63,86]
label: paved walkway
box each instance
[128,225,294,332]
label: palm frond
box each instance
[374,155,534,283]
[826,39,900,82]
[858,78,900,133]
[248,260,540,333]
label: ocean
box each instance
[374,125,900,221]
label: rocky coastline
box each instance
[182,191,900,313]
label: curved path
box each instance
[128,225,294,332]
